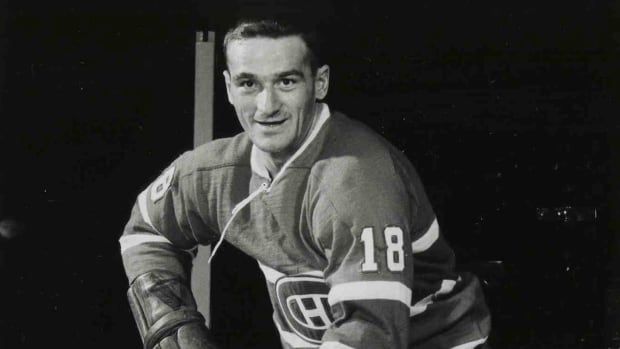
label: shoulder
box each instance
[309,112,413,227]
[172,132,252,180]
[319,112,414,172]
[313,112,407,196]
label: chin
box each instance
[256,140,296,157]
[255,140,286,154]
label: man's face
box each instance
[224,35,329,158]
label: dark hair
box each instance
[223,19,323,73]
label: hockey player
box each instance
[120,18,491,349]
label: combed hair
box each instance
[223,19,323,73]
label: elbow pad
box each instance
[127,270,220,349]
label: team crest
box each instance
[150,166,175,202]
[275,275,334,344]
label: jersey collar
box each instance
[210,104,331,264]
[251,103,331,184]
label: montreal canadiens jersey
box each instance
[120,104,491,349]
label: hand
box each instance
[155,322,222,349]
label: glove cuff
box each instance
[127,270,208,349]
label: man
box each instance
[120,19,491,349]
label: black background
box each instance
[0,0,619,348]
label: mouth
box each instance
[255,119,286,127]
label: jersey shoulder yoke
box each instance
[174,133,252,179]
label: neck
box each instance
[264,152,286,179]
[255,103,321,179]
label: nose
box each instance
[255,87,280,117]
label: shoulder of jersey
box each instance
[312,113,409,213]
[173,133,252,178]
[316,113,400,186]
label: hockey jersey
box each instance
[120,104,491,349]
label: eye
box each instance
[236,79,259,93]
[240,80,255,89]
[278,78,297,90]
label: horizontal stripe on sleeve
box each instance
[137,188,160,233]
[411,218,439,253]
[119,233,173,254]
[121,242,190,283]
[328,281,412,307]
[410,279,457,317]
[451,336,488,349]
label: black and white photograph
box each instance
[0,0,618,348]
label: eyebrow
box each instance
[232,72,256,81]
[275,69,305,79]
[232,69,305,82]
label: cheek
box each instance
[284,91,312,114]
[233,98,257,119]
[236,110,253,131]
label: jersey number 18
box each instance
[360,227,405,272]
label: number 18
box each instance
[361,226,405,272]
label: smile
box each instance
[256,119,286,127]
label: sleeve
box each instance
[312,157,421,349]
[119,153,217,283]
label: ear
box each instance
[314,65,330,100]
[223,70,234,105]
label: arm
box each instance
[312,163,417,349]
[120,157,221,349]
[313,142,489,348]
[317,212,413,349]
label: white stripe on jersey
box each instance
[119,234,173,254]
[138,188,160,233]
[275,319,319,348]
[451,336,488,349]
[411,218,439,253]
[328,281,412,307]
[320,341,356,349]
[300,270,325,278]
[258,262,324,283]
[258,262,284,283]
[410,279,457,317]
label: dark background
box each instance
[0,0,619,348]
